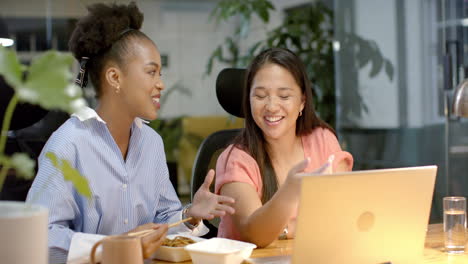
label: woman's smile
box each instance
[264,115,284,126]
[152,94,160,109]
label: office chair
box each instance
[190,68,245,238]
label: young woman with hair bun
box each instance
[27,2,234,263]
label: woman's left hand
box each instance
[188,169,235,221]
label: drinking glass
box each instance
[443,196,467,253]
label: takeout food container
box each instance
[152,234,205,262]
[184,237,257,264]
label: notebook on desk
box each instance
[292,165,438,264]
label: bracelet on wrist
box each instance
[278,226,288,240]
[182,204,199,229]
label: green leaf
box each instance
[0,46,23,88]
[61,159,92,199]
[226,37,239,63]
[9,153,36,179]
[45,152,59,167]
[209,5,222,23]
[264,1,275,11]
[356,40,369,68]
[247,41,263,58]
[385,60,394,81]
[1,154,35,180]
[21,51,87,114]
[205,46,223,75]
[368,41,383,78]
[255,0,275,22]
[257,6,269,22]
[149,118,184,162]
[45,152,92,199]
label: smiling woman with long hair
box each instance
[215,48,353,247]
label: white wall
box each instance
[139,0,237,118]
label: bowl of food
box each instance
[184,238,257,264]
[152,234,204,262]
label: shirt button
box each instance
[122,184,127,190]
[124,219,128,224]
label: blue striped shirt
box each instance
[26,108,186,263]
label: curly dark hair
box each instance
[69,1,151,96]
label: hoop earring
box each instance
[115,86,120,94]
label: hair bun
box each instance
[69,1,144,60]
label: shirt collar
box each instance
[72,106,149,129]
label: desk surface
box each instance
[423,224,468,263]
[152,224,468,264]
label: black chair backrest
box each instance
[189,68,245,238]
[191,68,246,199]
[215,68,246,118]
[190,128,241,200]
[0,76,48,130]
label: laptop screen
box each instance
[292,166,437,264]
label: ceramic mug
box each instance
[90,235,143,264]
[0,201,48,264]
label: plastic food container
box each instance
[152,234,205,262]
[184,238,257,264]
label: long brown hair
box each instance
[228,47,334,203]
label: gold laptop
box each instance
[292,166,437,264]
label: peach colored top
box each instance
[214,127,354,240]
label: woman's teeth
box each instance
[265,116,283,122]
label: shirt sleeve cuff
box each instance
[67,232,106,264]
[167,210,209,237]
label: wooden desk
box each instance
[423,224,468,263]
[152,224,468,264]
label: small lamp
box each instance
[453,79,468,118]
[0,17,14,47]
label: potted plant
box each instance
[0,46,91,264]
[147,80,205,195]
[206,0,394,128]
[148,117,184,192]
[147,81,192,166]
